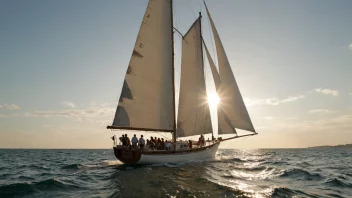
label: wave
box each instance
[0,178,82,197]
[61,163,84,170]
[0,183,38,197]
[324,178,352,188]
[61,163,105,170]
[243,158,267,163]
[270,187,320,198]
[280,168,324,180]
[18,164,51,171]
[230,165,271,172]
[271,187,297,197]
[62,160,122,171]
[260,161,289,166]
[18,176,35,181]
[149,163,179,168]
[218,157,246,163]
[344,172,352,177]
[325,193,345,198]
[0,173,11,179]
[295,161,311,167]
[180,178,249,198]
[34,178,82,191]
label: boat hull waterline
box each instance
[113,142,220,164]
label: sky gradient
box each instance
[1,0,351,148]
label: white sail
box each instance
[204,41,237,135]
[177,18,213,137]
[111,0,174,131]
[205,3,255,132]
[203,41,220,90]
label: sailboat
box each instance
[107,0,257,165]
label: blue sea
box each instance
[0,148,351,198]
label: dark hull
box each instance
[113,147,142,164]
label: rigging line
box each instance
[173,27,184,37]
[163,132,172,141]
[156,132,171,141]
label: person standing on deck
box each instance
[121,135,126,146]
[139,135,145,150]
[156,138,161,150]
[188,140,192,149]
[131,134,138,148]
[125,134,131,148]
[165,141,173,151]
[201,135,205,146]
[198,135,202,147]
[161,138,165,150]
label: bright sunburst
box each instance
[207,93,220,107]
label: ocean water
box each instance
[0,149,351,198]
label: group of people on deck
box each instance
[117,134,208,151]
[119,134,145,149]
[119,134,174,150]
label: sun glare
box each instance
[208,93,220,106]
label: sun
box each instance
[207,93,220,107]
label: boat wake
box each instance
[62,160,122,170]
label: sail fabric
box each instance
[204,41,237,135]
[205,4,256,132]
[111,0,174,131]
[176,18,213,137]
[203,41,220,90]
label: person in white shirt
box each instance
[139,135,145,150]
[165,140,173,151]
[131,134,138,149]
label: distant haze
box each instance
[0,0,351,148]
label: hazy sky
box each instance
[1,0,351,148]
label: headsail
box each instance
[177,18,213,137]
[203,41,220,90]
[205,3,256,133]
[109,0,174,132]
[204,41,237,135]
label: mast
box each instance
[171,0,177,146]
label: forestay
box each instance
[204,42,237,135]
[177,18,213,137]
[205,3,255,132]
[111,0,174,131]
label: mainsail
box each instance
[205,3,256,133]
[177,17,213,137]
[109,0,175,132]
[204,42,237,135]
